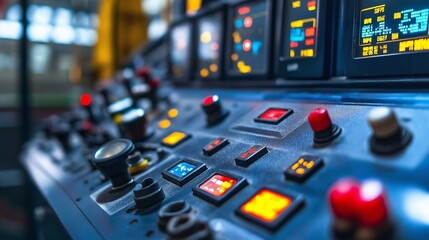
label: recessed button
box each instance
[162,159,207,186]
[193,172,247,206]
[162,131,191,147]
[235,145,268,167]
[254,108,293,125]
[203,138,229,156]
[284,156,324,183]
[236,188,304,230]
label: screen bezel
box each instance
[168,19,196,82]
[225,0,276,80]
[276,0,334,79]
[194,5,228,81]
[339,0,429,78]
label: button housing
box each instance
[203,138,229,156]
[235,145,268,167]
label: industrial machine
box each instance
[21,0,429,239]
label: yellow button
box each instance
[168,108,179,119]
[162,131,190,147]
[158,119,171,129]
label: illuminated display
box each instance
[284,0,319,59]
[170,23,192,78]
[168,162,196,178]
[197,11,223,79]
[240,189,293,222]
[199,174,237,197]
[162,131,191,147]
[284,155,323,182]
[355,0,429,58]
[255,108,293,124]
[229,0,268,75]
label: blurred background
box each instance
[0,0,183,238]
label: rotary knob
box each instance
[92,139,135,190]
[368,107,412,154]
[201,95,229,126]
[308,108,341,143]
[133,177,165,210]
[120,108,154,141]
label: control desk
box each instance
[21,0,429,239]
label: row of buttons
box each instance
[162,160,304,230]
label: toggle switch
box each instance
[201,95,229,126]
[308,108,341,143]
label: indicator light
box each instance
[242,39,252,52]
[255,108,293,124]
[284,155,324,182]
[158,119,171,129]
[168,108,179,119]
[80,93,91,106]
[244,16,253,28]
[162,131,191,147]
[193,172,247,206]
[238,6,250,15]
[235,145,268,167]
[162,159,207,186]
[237,188,304,230]
[203,138,229,156]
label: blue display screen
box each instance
[168,162,196,178]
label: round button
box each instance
[328,178,360,220]
[202,95,219,108]
[308,108,333,132]
[355,179,389,228]
[368,107,400,139]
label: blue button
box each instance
[168,162,197,178]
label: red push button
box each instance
[255,108,293,125]
[328,178,360,220]
[355,179,389,228]
[202,95,219,107]
[235,145,268,167]
[201,95,228,126]
[308,108,341,143]
[203,138,229,156]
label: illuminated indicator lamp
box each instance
[305,38,315,46]
[159,118,172,128]
[284,155,323,183]
[162,159,207,186]
[80,93,91,106]
[308,108,341,143]
[201,95,229,126]
[307,0,316,11]
[255,108,293,124]
[290,42,299,48]
[203,138,229,156]
[235,145,268,167]
[242,39,252,52]
[193,172,247,206]
[238,6,250,15]
[211,42,219,51]
[162,131,191,147]
[168,108,179,119]
[237,188,304,230]
[243,16,253,28]
[91,139,135,190]
[368,107,412,154]
[305,27,316,37]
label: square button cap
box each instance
[254,108,293,125]
[203,138,229,156]
[237,188,304,230]
[235,145,268,167]
[162,131,191,147]
[284,155,324,183]
[162,159,207,186]
[193,171,247,206]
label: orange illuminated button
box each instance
[284,155,323,183]
[235,145,268,167]
[237,188,304,230]
[161,131,191,147]
[193,172,247,206]
[255,108,293,125]
[203,138,229,156]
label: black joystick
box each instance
[201,95,229,126]
[133,177,165,210]
[120,108,154,141]
[91,139,135,190]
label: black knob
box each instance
[120,109,153,141]
[201,95,228,126]
[92,139,135,190]
[53,122,72,151]
[158,201,192,231]
[166,213,212,240]
[133,177,165,210]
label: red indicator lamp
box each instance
[244,16,253,28]
[199,174,237,197]
[290,42,299,48]
[355,179,389,228]
[80,93,92,106]
[202,95,219,106]
[328,178,360,220]
[238,6,250,15]
[308,108,341,143]
[243,39,252,52]
[305,38,315,46]
[201,95,229,126]
[305,27,316,37]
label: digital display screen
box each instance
[197,11,223,79]
[229,0,268,75]
[355,0,429,58]
[170,23,191,79]
[284,0,319,60]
